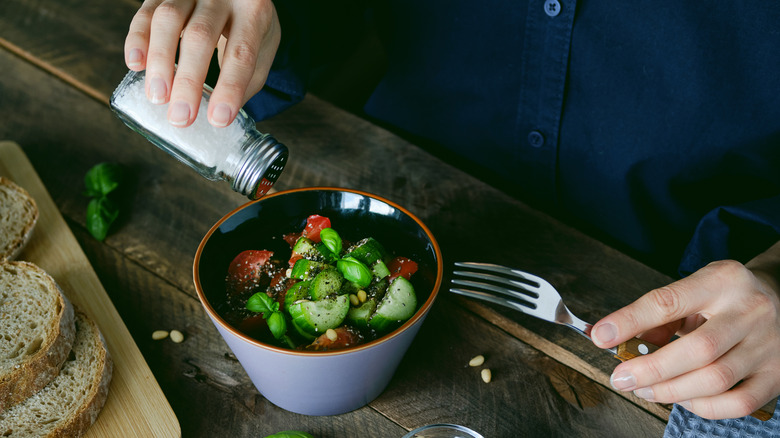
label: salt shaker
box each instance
[109,69,288,199]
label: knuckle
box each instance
[649,286,686,320]
[640,356,667,382]
[134,7,155,24]
[688,332,721,363]
[703,363,737,393]
[225,41,259,68]
[708,259,750,283]
[153,1,186,23]
[171,75,201,94]
[183,20,218,44]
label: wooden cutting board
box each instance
[0,141,180,437]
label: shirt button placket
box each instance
[544,0,561,17]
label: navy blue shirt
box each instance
[246,0,780,277]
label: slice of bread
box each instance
[0,261,76,412]
[0,312,113,437]
[0,177,39,261]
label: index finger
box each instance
[124,0,164,70]
[591,267,725,348]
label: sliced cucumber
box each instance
[292,236,318,258]
[284,280,311,313]
[346,298,377,331]
[371,259,390,280]
[288,295,349,336]
[369,276,417,333]
[310,267,344,300]
[346,237,387,266]
[366,277,389,301]
[290,318,316,341]
[290,259,329,280]
[339,279,363,296]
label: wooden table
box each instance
[1,0,674,436]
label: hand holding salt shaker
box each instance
[110,69,287,199]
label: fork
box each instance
[449,262,654,360]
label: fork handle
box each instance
[613,338,778,421]
[613,338,659,362]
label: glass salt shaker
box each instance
[109,69,288,199]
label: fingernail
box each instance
[593,322,617,344]
[633,387,654,401]
[210,103,232,127]
[127,48,143,67]
[610,371,636,391]
[149,76,168,104]
[679,400,692,411]
[168,101,191,126]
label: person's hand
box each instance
[591,259,780,419]
[124,0,281,128]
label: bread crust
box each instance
[0,177,39,261]
[0,261,76,412]
[47,314,113,438]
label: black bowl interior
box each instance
[198,189,440,343]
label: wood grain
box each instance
[0,141,180,438]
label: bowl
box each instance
[193,187,443,415]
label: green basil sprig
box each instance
[337,257,372,288]
[318,228,372,288]
[83,162,123,241]
[319,227,342,256]
[246,292,287,339]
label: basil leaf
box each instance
[246,292,278,317]
[266,311,288,340]
[337,257,372,288]
[86,196,119,241]
[84,162,123,197]
[319,228,342,256]
[264,432,314,438]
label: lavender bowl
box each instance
[193,187,443,415]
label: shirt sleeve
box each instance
[678,196,780,276]
[242,0,311,121]
[243,0,370,121]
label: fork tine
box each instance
[454,262,550,288]
[452,269,541,295]
[450,287,535,314]
[450,279,537,307]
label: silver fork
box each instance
[450,262,618,354]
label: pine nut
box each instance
[325,328,338,341]
[152,330,169,340]
[170,329,184,343]
[468,355,485,367]
[349,294,360,306]
[481,368,492,383]
[357,290,367,303]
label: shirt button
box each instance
[528,131,545,148]
[544,0,561,17]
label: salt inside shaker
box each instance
[109,69,287,199]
